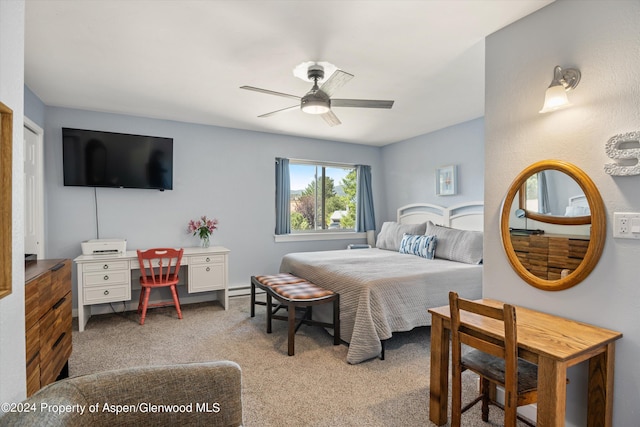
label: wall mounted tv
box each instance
[62,128,173,190]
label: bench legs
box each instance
[250,276,340,356]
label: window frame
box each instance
[276,159,365,242]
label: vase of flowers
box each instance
[187,215,218,248]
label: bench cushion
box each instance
[254,273,307,287]
[270,282,335,300]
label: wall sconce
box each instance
[539,65,581,113]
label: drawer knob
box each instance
[206,267,211,272]
[104,275,109,281]
[103,264,109,269]
[104,290,110,295]
[206,257,210,262]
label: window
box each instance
[289,161,356,232]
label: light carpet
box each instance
[70,296,532,426]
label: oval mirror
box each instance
[500,160,606,291]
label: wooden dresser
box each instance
[511,234,589,280]
[25,259,72,397]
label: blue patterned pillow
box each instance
[398,234,437,259]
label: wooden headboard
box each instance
[397,201,484,231]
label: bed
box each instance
[279,202,484,364]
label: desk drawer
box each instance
[188,263,225,292]
[84,270,129,287]
[84,284,131,304]
[189,254,225,265]
[83,260,129,273]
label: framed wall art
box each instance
[436,164,457,196]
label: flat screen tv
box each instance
[62,128,173,190]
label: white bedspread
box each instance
[279,248,482,364]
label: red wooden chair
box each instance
[136,248,184,325]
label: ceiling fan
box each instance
[240,64,394,127]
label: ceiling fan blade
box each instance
[321,110,341,127]
[240,86,301,101]
[332,99,394,109]
[319,70,354,97]
[258,105,299,118]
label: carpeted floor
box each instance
[70,296,531,426]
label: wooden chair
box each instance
[449,291,537,427]
[136,248,184,325]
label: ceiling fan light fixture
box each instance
[301,89,331,114]
[301,99,330,114]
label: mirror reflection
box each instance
[500,160,606,291]
[521,170,589,217]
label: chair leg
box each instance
[288,303,295,356]
[450,362,463,427]
[137,286,145,314]
[481,377,490,422]
[170,285,182,320]
[139,287,151,325]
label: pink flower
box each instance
[187,215,219,240]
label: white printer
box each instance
[81,239,127,256]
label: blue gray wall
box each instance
[42,107,383,295]
[484,1,639,425]
[37,104,484,312]
[379,118,484,221]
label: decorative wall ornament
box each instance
[604,131,640,176]
[436,165,457,196]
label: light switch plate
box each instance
[613,212,640,239]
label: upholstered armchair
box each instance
[0,360,243,426]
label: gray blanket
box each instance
[279,248,482,364]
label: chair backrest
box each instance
[449,291,518,392]
[137,248,184,285]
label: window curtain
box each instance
[275,158,290,235]
[355,165,376,232]
[538,171,550,214]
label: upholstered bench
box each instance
[250,274,340,356]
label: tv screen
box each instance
[62,128,173,190]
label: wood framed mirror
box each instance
[500,160,606,291]
[0,101,13,300]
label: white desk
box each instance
[74,246,230,332]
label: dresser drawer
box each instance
[84,284,131,304]
[188,254,225,265]
[83,260,130,273]
[39,295,72,387]
[50,261,71,305]
[84,270,130,287]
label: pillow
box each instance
[425,221,483,264]
[376,221,427,251]
[399,233,437,259]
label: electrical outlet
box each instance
[613,212,640,239]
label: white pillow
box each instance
[376,221,427,251]
[425,221,483,264]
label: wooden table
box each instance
[428,299,622,426]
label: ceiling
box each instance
[25,0,553,147]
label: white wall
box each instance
[0,0,26,405]
[380,118,484,220]
[484,0,640,425]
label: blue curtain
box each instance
[275,158,290,235]
[538,171,550,214]
[356,165,376,232]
